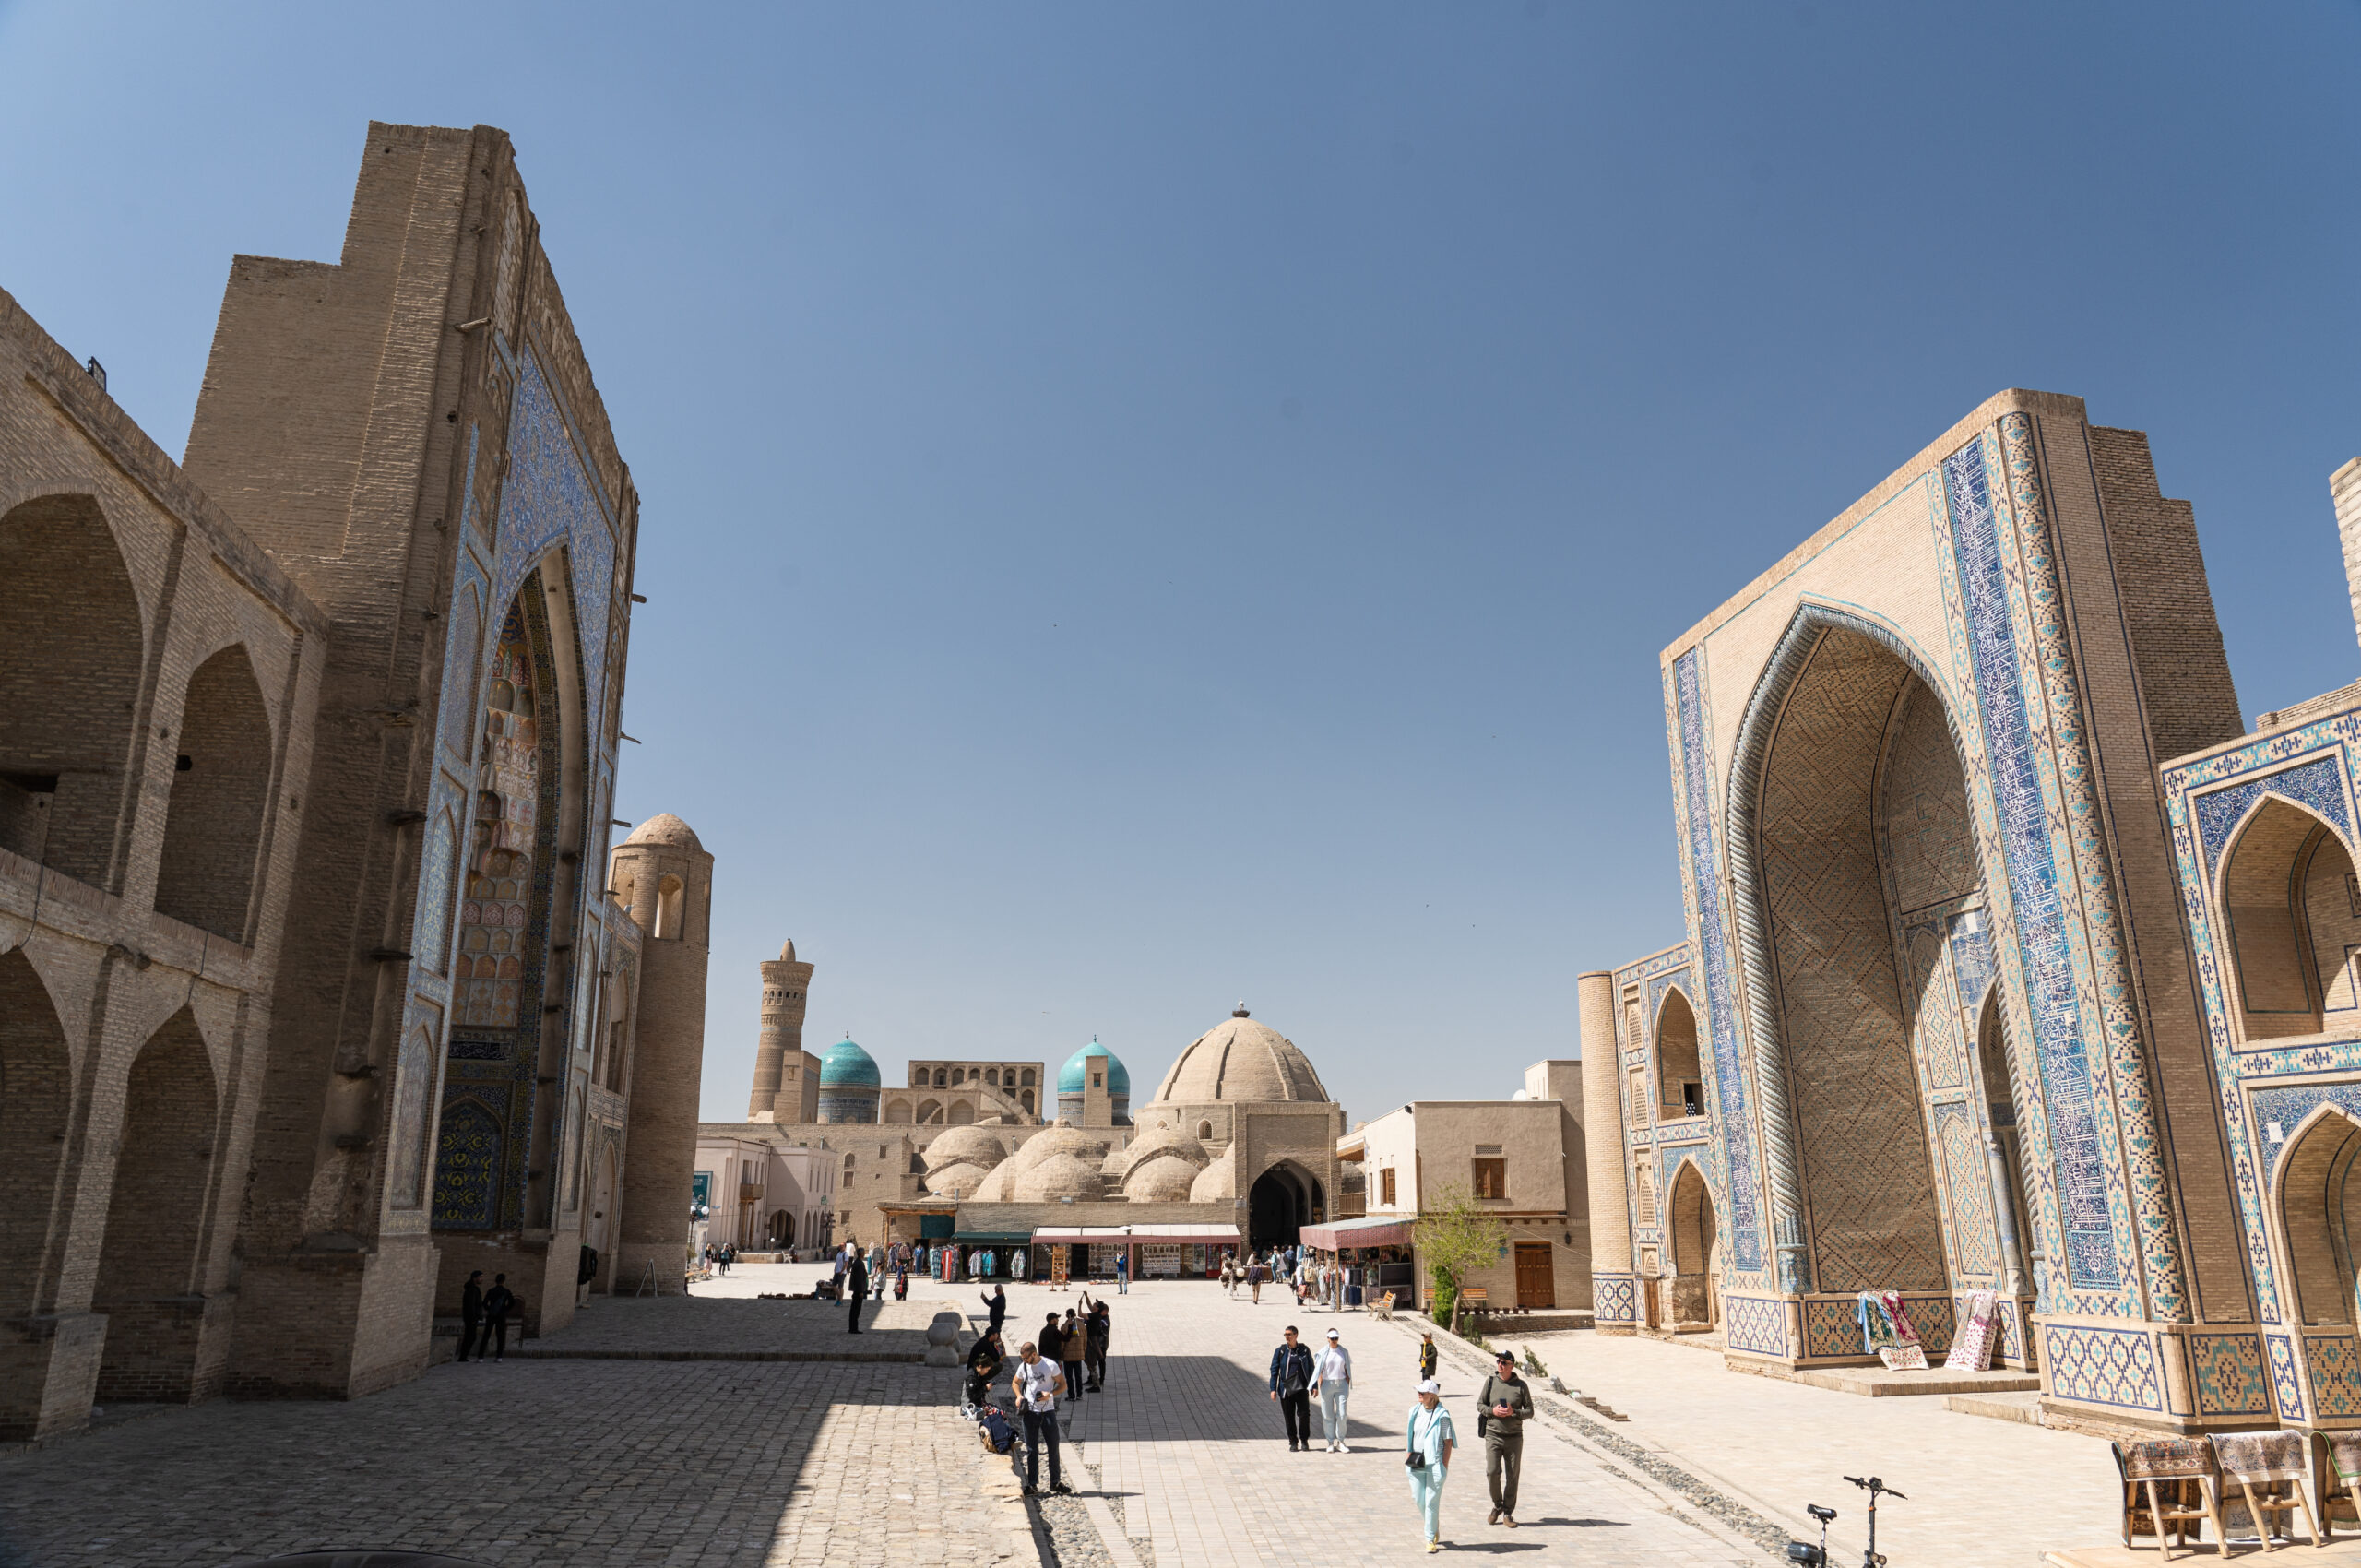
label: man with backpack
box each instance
[481,1273,517,1362]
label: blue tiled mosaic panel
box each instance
[2307,1335,2361,1419]
[2044,1324,2162,1411]
[1594,1277,1637,1324]
[1942,443,2117,1292]
[2250,1084,2361,1187]
[433,1096,504,1229]
[1724,1295,1788,1356]
[1802,1299,1860,1359]
[2269,1334,2306,1420]
[1948,918,1995,1017]
[2189,1332,2270,1417]
[1674,649,1763,1273]
[2193,754,2353,878]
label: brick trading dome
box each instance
[1147,1005,1329,1104]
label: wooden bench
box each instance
[1459,1287,1491,1321]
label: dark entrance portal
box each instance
[1249,1163,1320,1250]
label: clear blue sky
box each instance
[4,3,2355,1125]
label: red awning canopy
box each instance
[1301,1218,1414,1251]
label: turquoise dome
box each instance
[1058,1038,1130,1097]
[819,1036,881,1089]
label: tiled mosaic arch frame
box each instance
[1715,598,1996,1298]
[2200,773,2361,1052]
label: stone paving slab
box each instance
[0,1356,1031,1568]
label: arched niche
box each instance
[94,1009,220,1397]
[0,950,73,1317]
[0,494,145,885]
[2275,1106,2361,1327]
[1655,988,1702,1119]
[1666,1159,1719,1329]
[154,643,273,942]
[1744,624,1966,1293]
[2219,796,2361,1042]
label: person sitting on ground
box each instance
[966,1328,1005,1408]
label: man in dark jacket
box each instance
[845,1246,870,1333]
[458,1271,485,1362]
[1084,1297,1110,1391]
[1267,1325,1317,1451]
[481,1273,517,1362]
[982,1283,1007,1336]
[1477,1349,1536,1526]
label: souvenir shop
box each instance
[1028,1223,1244,1282]
[1299,1216,1417,1307]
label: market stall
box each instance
[1029,1222,1242,1282]
[1301,1215,1417,1308]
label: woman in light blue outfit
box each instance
[1405,1377,1456,1551]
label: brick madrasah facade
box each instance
[0,123,713,1440]
[1583,389,2361,1436]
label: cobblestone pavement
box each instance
[0,1355,1031,1568]
[1498,1324,2124,1565]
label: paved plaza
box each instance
[0,1264,2151,1566]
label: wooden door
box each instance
[1513,1242,1556,1309]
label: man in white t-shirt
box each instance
[1010,1341,1072,1496]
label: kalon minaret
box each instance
[748,940,818,1123]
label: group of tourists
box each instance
[966,1284,1114,1496]
[1218,1245,1352,1309]
[942,1238,1541,1550]
[700,1242,738,1275]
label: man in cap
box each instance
[1477,1348,1536,1526]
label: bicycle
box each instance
[1787,1475,1905,1567]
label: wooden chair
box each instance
[2115,1437,2226,1561]
[2213,1431,2324,1550]
[2312,1431,2361,1540]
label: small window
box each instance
[1021,1069,1035,1087]
[1198,1120,1213,1141]
[1380,1168,1398,1206]
[1092,1072,1103,1087]
[1473,1158,1507,1200]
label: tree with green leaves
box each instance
[1414,1181,1509,1337]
